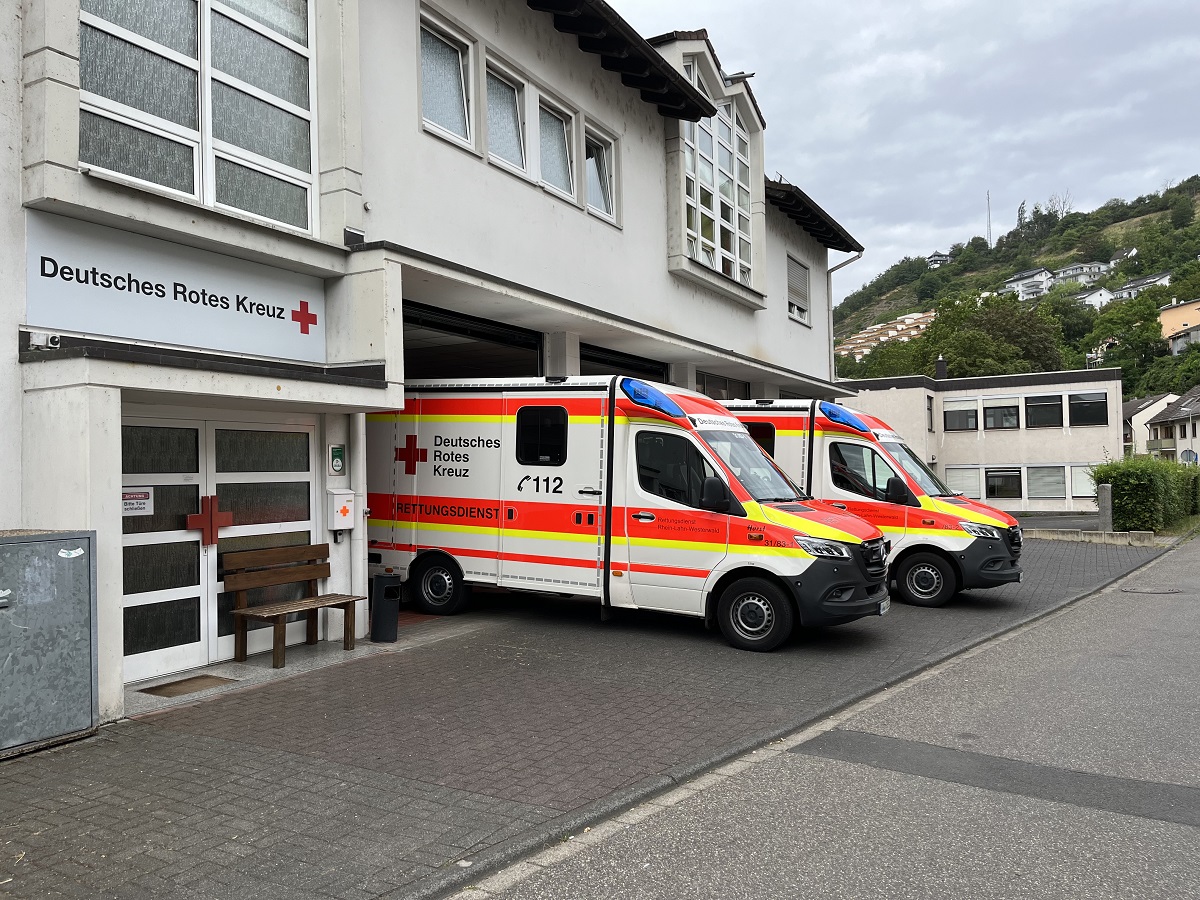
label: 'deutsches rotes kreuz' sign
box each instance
[25,211,326,363]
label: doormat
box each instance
[138,675,238,697]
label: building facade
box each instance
[3,0,860,719]
[841,370,1124,513]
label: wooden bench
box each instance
[223,543,364,669]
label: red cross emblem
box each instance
[395,434,428,475]
[291,300,318,335]
[339,505,350,517]
[186,494,234,546]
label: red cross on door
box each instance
[394,434,428,475]
[291,300,318,334]
[186,494,234,546]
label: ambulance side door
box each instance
[825,439,910,543]
[497,395,605,595]
[624,426,730,615]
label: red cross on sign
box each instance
[186,495,234,546]
[395,434,428,475]
[291,300,318,334]
[339,505,350,518]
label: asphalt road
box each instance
[454,540,1199,900]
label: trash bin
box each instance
[369,574,404,643]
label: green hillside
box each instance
[834,176,1200,398]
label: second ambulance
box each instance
[367,377,890,651]
[726,399,1022,607]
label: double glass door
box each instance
[121,417,317,683]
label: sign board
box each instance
[328,444,346,476]
[26,212,326,363]
[122,488,155,517]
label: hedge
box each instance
[1092,457,1200,532]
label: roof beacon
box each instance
[621,378,685,418]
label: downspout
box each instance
[827,251,864,384]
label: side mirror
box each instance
[699,476,731,512]
[885,476,912,506]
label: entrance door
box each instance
[121,418,317,682]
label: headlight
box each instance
[794,536,853,558]
[960,521,1001,540]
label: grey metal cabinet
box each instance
[0,530,98,758]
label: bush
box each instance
[1092,457,1200,531]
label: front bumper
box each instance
[958,536,1022,589]
[785,553,890,626]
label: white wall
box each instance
[0,4,22,528]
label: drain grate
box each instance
[138,674,238,697]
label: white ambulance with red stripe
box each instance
[725,400,1023,607]
[366,378,890,651]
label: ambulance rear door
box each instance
[497,392,606,596]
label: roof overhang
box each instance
[765,180,863,253]
[527,1,716,121]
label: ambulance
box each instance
[725,399,1022,608]
[366,378,890,651]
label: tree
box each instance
[1036,289,1099,349]
[1048,190,1074,219]
[1171,195,1195,230]
[1085,293,1170,391]
[1016,200,1028,228]
[1136,344,1200,395]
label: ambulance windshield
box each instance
[699,429,809,502]
[878,440,956,497]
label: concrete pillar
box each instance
[750,382,780,400]
[1097,483,1113,532]
[669,362,697,390]
[545,332,580,378]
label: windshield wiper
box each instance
[758,496,802,503]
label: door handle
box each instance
[578,487,602,496]
[831,503,847,510]
[631,512,656,522]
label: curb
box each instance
[400,541,1171,900]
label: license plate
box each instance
[879,598,891,615]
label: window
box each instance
[787,258,810,324]
[696,372,750,402]
[516,406,567,466]
[944,467,981,499]
[927,396,934,432]
[635,432,716,508]
[1193,421,1197,439]
[538,106,572,195]
[984,398,1019,430]
[830,443,901,502]
[1071,466,1095,498]
[486,70,524,169]
[985,468,1022,499]
[421,22,471,142]
[744,422,775,458]
[1069,392,1108,426]
[943,399,978,431]
[1025,395,1063,428]
[79,0,316,230]
[680,76,753,286]
[1028,466,1066,498]
[585,134,614,217]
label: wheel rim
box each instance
[729,592,774,641]
[906,563,944,601]
[420,566,455,606]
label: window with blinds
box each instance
[1028,466,1066,498]
[943,398,978,431]
[788,258,810,323]
[944,467,981,499]
[983,398,1019,430]
[1071,465,1096,498]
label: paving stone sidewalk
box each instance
[0,540,1163,900]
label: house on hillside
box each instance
[1145,387,1200,462]
[1002,267,1055,301]
[1113,271,1172,300]
[927,251,951,268]
[1054,261,1110,287]
[1123,393,1177,455]
[1070,287,1114,309]
[1158,297,1200,338]
[1168,325,1200,356]
[836,311,936,361]
[1111,248,1138,266]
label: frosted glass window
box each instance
[80,25,198,128]
[217,482,310,525]
[123,541,201,594]
[945,468,981,499]
[1028,466,1066,498]
[216,429,309,472]
[80,112,195,193]
[212,82,310,171]
[124,597,201,656]
[81,0,198,57]
[1071,466,1096,498]
[421,26,469,140]
[215,157,308,228]
[122,486,201,536]
[486,72,524,168]
[586,137,612,216]
[221,0,308,46]
[212,13,309,109]
[539,107,572,193]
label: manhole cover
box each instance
[1120,588,1183,595]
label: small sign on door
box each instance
[122,488,155,517]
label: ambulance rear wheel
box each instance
[410,557,469,615]
[717,578,794,652]
[895,552,956,607]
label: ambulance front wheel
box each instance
[717,578,794,652]
[894,552,957,607]
[410,556,469,615]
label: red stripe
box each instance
[368,542,599,569]
[629,562,710,578]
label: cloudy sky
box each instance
[613,0,1200,302]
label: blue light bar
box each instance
[820,401,871,433]
[621,378,685,419]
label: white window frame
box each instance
[1071,465,1096,498]
[484,61,526,174]
[79,0,318,234]
[419,15,475,150]
[944,467,981,500]
[584,127,617,222]
[787,256,811,325]
[536,100,575,201]
[1027,465,1067,499]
